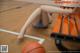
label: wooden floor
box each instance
[0,0,60,53]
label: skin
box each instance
[17,1,79,50]
[17,5,74,40]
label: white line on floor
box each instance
[0,28,45,44]
[0,29,19,35]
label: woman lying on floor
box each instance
[17,0,79,42]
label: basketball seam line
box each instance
[25,46,44,53]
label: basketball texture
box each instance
[22,42,46,53]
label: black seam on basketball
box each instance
[26,46,44,53]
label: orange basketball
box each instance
[22,42,46,53]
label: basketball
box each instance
[22,42,46,53]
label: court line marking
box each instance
[0,28,45,44]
